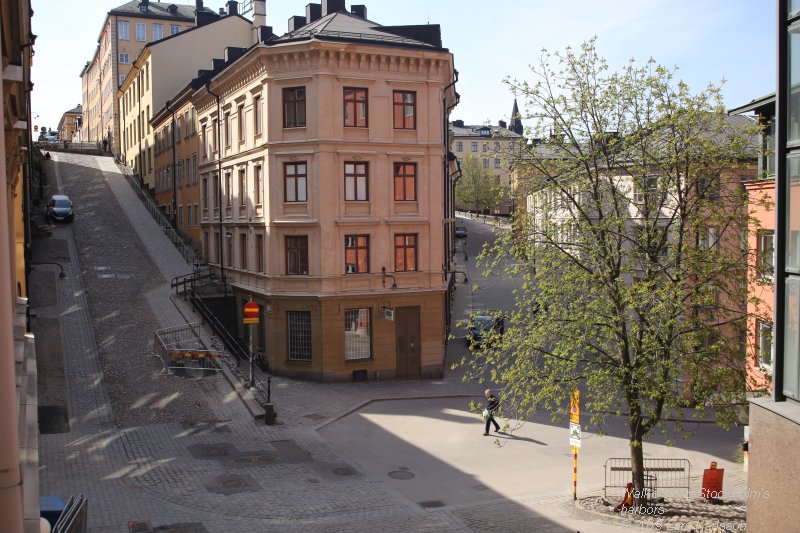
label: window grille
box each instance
[288,311,312,361]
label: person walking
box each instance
[483,389,501,435]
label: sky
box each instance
[30,0,776,132]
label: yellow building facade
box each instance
[80,1,206,154]
[118,11,253,189]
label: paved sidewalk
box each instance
[37,153,725,532]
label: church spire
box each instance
[509,98,523,135]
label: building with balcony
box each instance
[80,0,217,155]
[194,0,458,381]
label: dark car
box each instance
[467,313,505,347]
[47,194,74,222]
[454,226,468,239]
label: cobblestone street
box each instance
[31,152,746,533]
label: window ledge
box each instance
[750,396,800,425]
[345,358,373,363]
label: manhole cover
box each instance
[231,454,276,465]
[388,470,415,480]
[332,467,354,476]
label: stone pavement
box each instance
[35,152,742,533]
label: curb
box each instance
[313,394,479,431]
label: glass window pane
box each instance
[297,177,307,201]
[784,279,800,399]
[788,157,800,271]
[789,25,800,142]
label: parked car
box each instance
[454,225,468,239]
[46,194,74,222]
[466,313,505,347]
[43,133,57,144]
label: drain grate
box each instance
[231,454,277,465]
[388,470,415,480]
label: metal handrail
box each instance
[187,287,254,368]
[118,165,198,265]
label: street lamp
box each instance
[381,266,398,289]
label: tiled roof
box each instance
[64,105,82,115]
[109,1,212,21]
[281,11,443,50]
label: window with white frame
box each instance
[152,23,163,41]
[119,53,129,64]
[344,309,371,360]
[634,176,661,205]
[757,320,773,368]
[287,311,312,361]
[758,230,775,279]
[170,24,180,35]
[118,21,129,40]
[136,23,146,41]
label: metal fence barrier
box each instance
[154,322,222,373]
[604,458,691,499]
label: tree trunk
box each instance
[630,433,646,507]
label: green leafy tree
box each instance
[456,156,504,215]
[458,39,766,504]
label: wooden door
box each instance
[395,306,420,378]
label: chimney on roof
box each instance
[351,5,367,18]
[195,0,217,27]
[306,3,322,23]
[498,120,507,129]
[253,0,267,43]
[322,0,346,16]
[219,8,225,15]
[257,26,274,42]
[253,0,266,27]
[226,0,237,15]
[288,15,306,32]
[453,119,464,128]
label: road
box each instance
[31,155,745,532]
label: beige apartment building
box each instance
[451,111,525,215]
[118,8,253,189]
[152,79,204,247]
[194,0,458,381]
[57,104,82,142]
[80,0,214,154]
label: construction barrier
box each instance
[604,458,691,500]
[154,322,223,373]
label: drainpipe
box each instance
[442,68,460,272]
[166,99,178,227]
[206,82,226,291]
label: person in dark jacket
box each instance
[483,389,501,435]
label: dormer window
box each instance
[480,127,491,137]
[139,5,148,13]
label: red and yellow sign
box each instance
[243,301,260,324]
[570,388,580,424]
